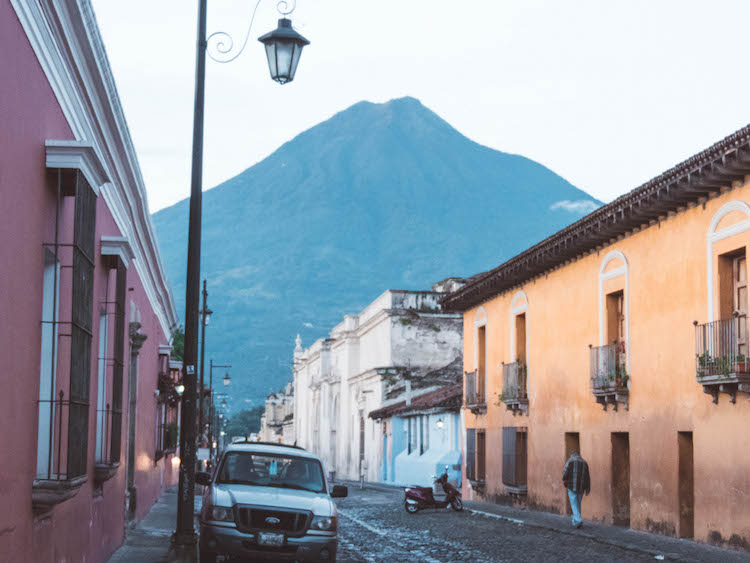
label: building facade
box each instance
[0,1,180,561]
[293,284,463,484]
[443,124,750,549]
[258,382,295,444]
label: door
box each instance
[477,430,486,482]
[734,255,748,356]
[678,432,694,538]
[611,432,630,526]
[564,433,581,515]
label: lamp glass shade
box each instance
[175,384,185,396]
[436,418,444,429]
[221,400,227,408]
[223,373,231,386]
[259,18,309,84]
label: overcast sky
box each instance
[92,0,750,213]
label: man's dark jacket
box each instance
[562,454,590,494]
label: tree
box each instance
[224,406,264,439]
[171,325,184,361]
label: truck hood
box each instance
[212,484,336,517]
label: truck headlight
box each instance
[310,515,337,531]
[209,506,234,522]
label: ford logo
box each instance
[265,517,280,525]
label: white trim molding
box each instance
[100,236,135,269]
[158,344,172,356]
[598,251,630,373]
[13,0,178,341]
[706,200,750,322]
[45,140,109,193]
[509,291,528,361]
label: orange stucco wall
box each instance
[462,183,750,549]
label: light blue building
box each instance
[370,384,462,488]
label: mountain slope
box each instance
[152,97,600,408]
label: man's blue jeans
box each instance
[567,489,583,527]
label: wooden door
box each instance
[734,255,748,357]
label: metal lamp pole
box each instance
[174,0,207,549]
[198,280,212,450]
[209,361,231,459]
[173,0,309,551]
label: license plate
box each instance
[257,532,285,546]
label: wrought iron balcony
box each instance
[94,404,121,483]
[694,318,750,403]
[500,362,528,416]
[33,391,87,513]
[589,342,629,411]
[464,370,486,413]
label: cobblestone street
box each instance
[334,484,750,563]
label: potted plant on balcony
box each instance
[615,366,629,390]
[734,354,749,375]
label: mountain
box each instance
[152,97,601,410]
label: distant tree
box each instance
[225,406,264,438]
[171,326,184,361]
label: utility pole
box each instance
[174,0,207,550]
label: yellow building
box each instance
[442,124,750,549]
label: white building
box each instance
[293,282,463,484]
[258,382,295,444]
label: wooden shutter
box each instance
[477,430,486,481]
[68,174,97,478]
[516,428,528,486]
[466,428,476,481]
[110,260,126,462]
[502,427,517,487]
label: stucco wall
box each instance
[0,3,177,561]
[461,184,750,548]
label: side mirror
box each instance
[330,485,348,498]
[445,465,450,472]
[196,471,212,486]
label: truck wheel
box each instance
[451,498,463,512]
[405,501,419,514]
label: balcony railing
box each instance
[500,362,529,415]
[589,342,629,411]
[33,391,87,513]
[694,317,750,403]
[464,370,486,413]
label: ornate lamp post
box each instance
[197,280,212,452]
[175,0,309,552]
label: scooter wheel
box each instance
[405,501,419,514]
[451,498,463,512]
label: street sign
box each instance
[186,365,195,375]
[197,447,210,461]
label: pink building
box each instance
[1,1,182,561]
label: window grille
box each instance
[466,428,476,481]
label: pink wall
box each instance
[0,3,178,562]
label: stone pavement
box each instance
[340,480,750,562]
[108,486,203,563]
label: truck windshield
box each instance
[216,452,326,493]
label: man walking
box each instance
[562,450,590,528]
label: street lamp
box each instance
[258,18,310,84]
[221,399,227,408]
[175,383,185,396]
[223,372,231,386]
[175,0,309,550]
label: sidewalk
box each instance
[344,480,750,562]
[108,486,203,563]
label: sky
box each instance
[91,0,750,213]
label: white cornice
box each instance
[100,235,135,268]
[13,0,178,340]
[45,140,109,193]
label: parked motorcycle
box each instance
[404,466,463,513]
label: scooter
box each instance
[404,466,463,513]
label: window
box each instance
[502,426,528,491]
[466,429,475,481]
[515,313,526,363]
[36,249,60,479]
[465,428,485,483]
[477,326,486,402]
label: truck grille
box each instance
[236,506,310,536]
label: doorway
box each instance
[564,432,580,515]
[611,432,630,526]
[678,432,694,538]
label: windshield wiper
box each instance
[273,483,320,493]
